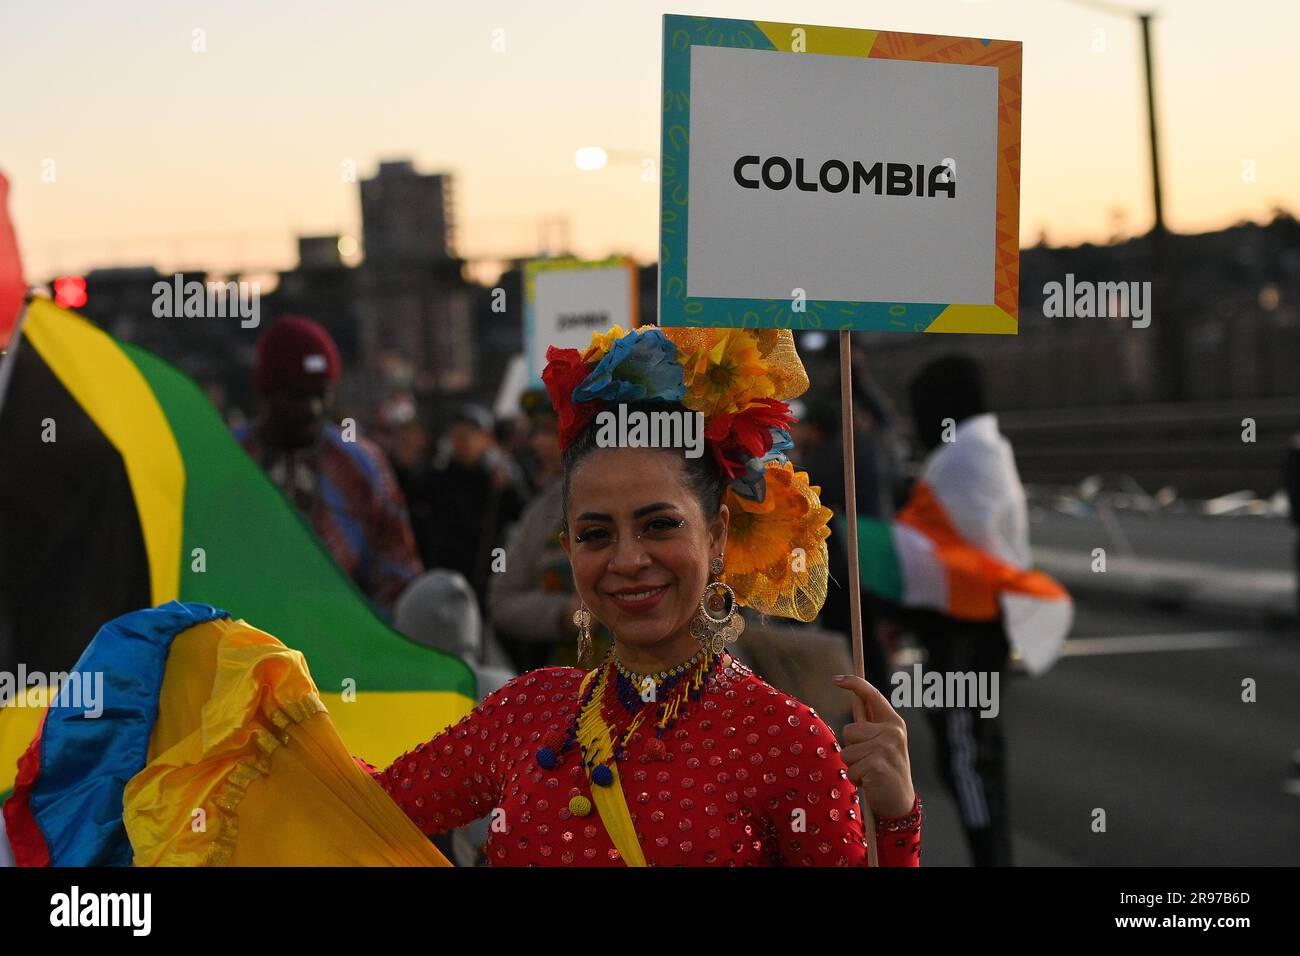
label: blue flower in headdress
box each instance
[766,426,794,462]
[572,329,685,404]
[728,427,794,502]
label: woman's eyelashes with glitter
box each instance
[573,517,686,546]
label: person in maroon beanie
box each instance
[235,315,423,614]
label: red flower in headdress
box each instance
[705,398,795,480]
[542,346,600,450]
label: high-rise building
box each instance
[356,161,473,403]
[360,161,454,263]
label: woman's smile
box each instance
[605,583,671,613]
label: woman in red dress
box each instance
[370,325,922,866]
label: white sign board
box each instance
[687,46,997,305]
[525,258,638,382]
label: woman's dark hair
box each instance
[560,401,725,533]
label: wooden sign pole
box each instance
[839,330,879,865]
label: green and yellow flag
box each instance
[0,298,475,800]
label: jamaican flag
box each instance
[0,297,476,804]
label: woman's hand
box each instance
[833,674,916,819]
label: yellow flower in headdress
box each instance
[721,461,832,622]
[673,329,775,417]
[753,328,810,401]
[582,325,628,363]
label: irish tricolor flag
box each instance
[857,414,1072,675]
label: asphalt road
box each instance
[1027,504,1294,576]
[901,596,1300,866]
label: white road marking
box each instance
[1061,631,1262,657]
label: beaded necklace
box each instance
[534,647,719,789]
[611,648,707,715]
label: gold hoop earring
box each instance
[690,557,744,655]
[573,604,593,664]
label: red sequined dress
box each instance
[373,655,922,866]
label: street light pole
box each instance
[1065,1,1182,398]
[1139,13,1165,236]
[1137,11,1184,400]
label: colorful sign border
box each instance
[658,15,1022,334]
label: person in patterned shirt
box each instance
[236,315,423,615]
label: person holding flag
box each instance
[894,353,1065,866]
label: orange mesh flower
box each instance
[721,461,832,622]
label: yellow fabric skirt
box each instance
[124,616,449,866]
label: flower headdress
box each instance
[543,325,832,622]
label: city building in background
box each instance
[35,173,1300,498]
[357,161,474,407]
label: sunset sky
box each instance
[4,0,1298,282]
